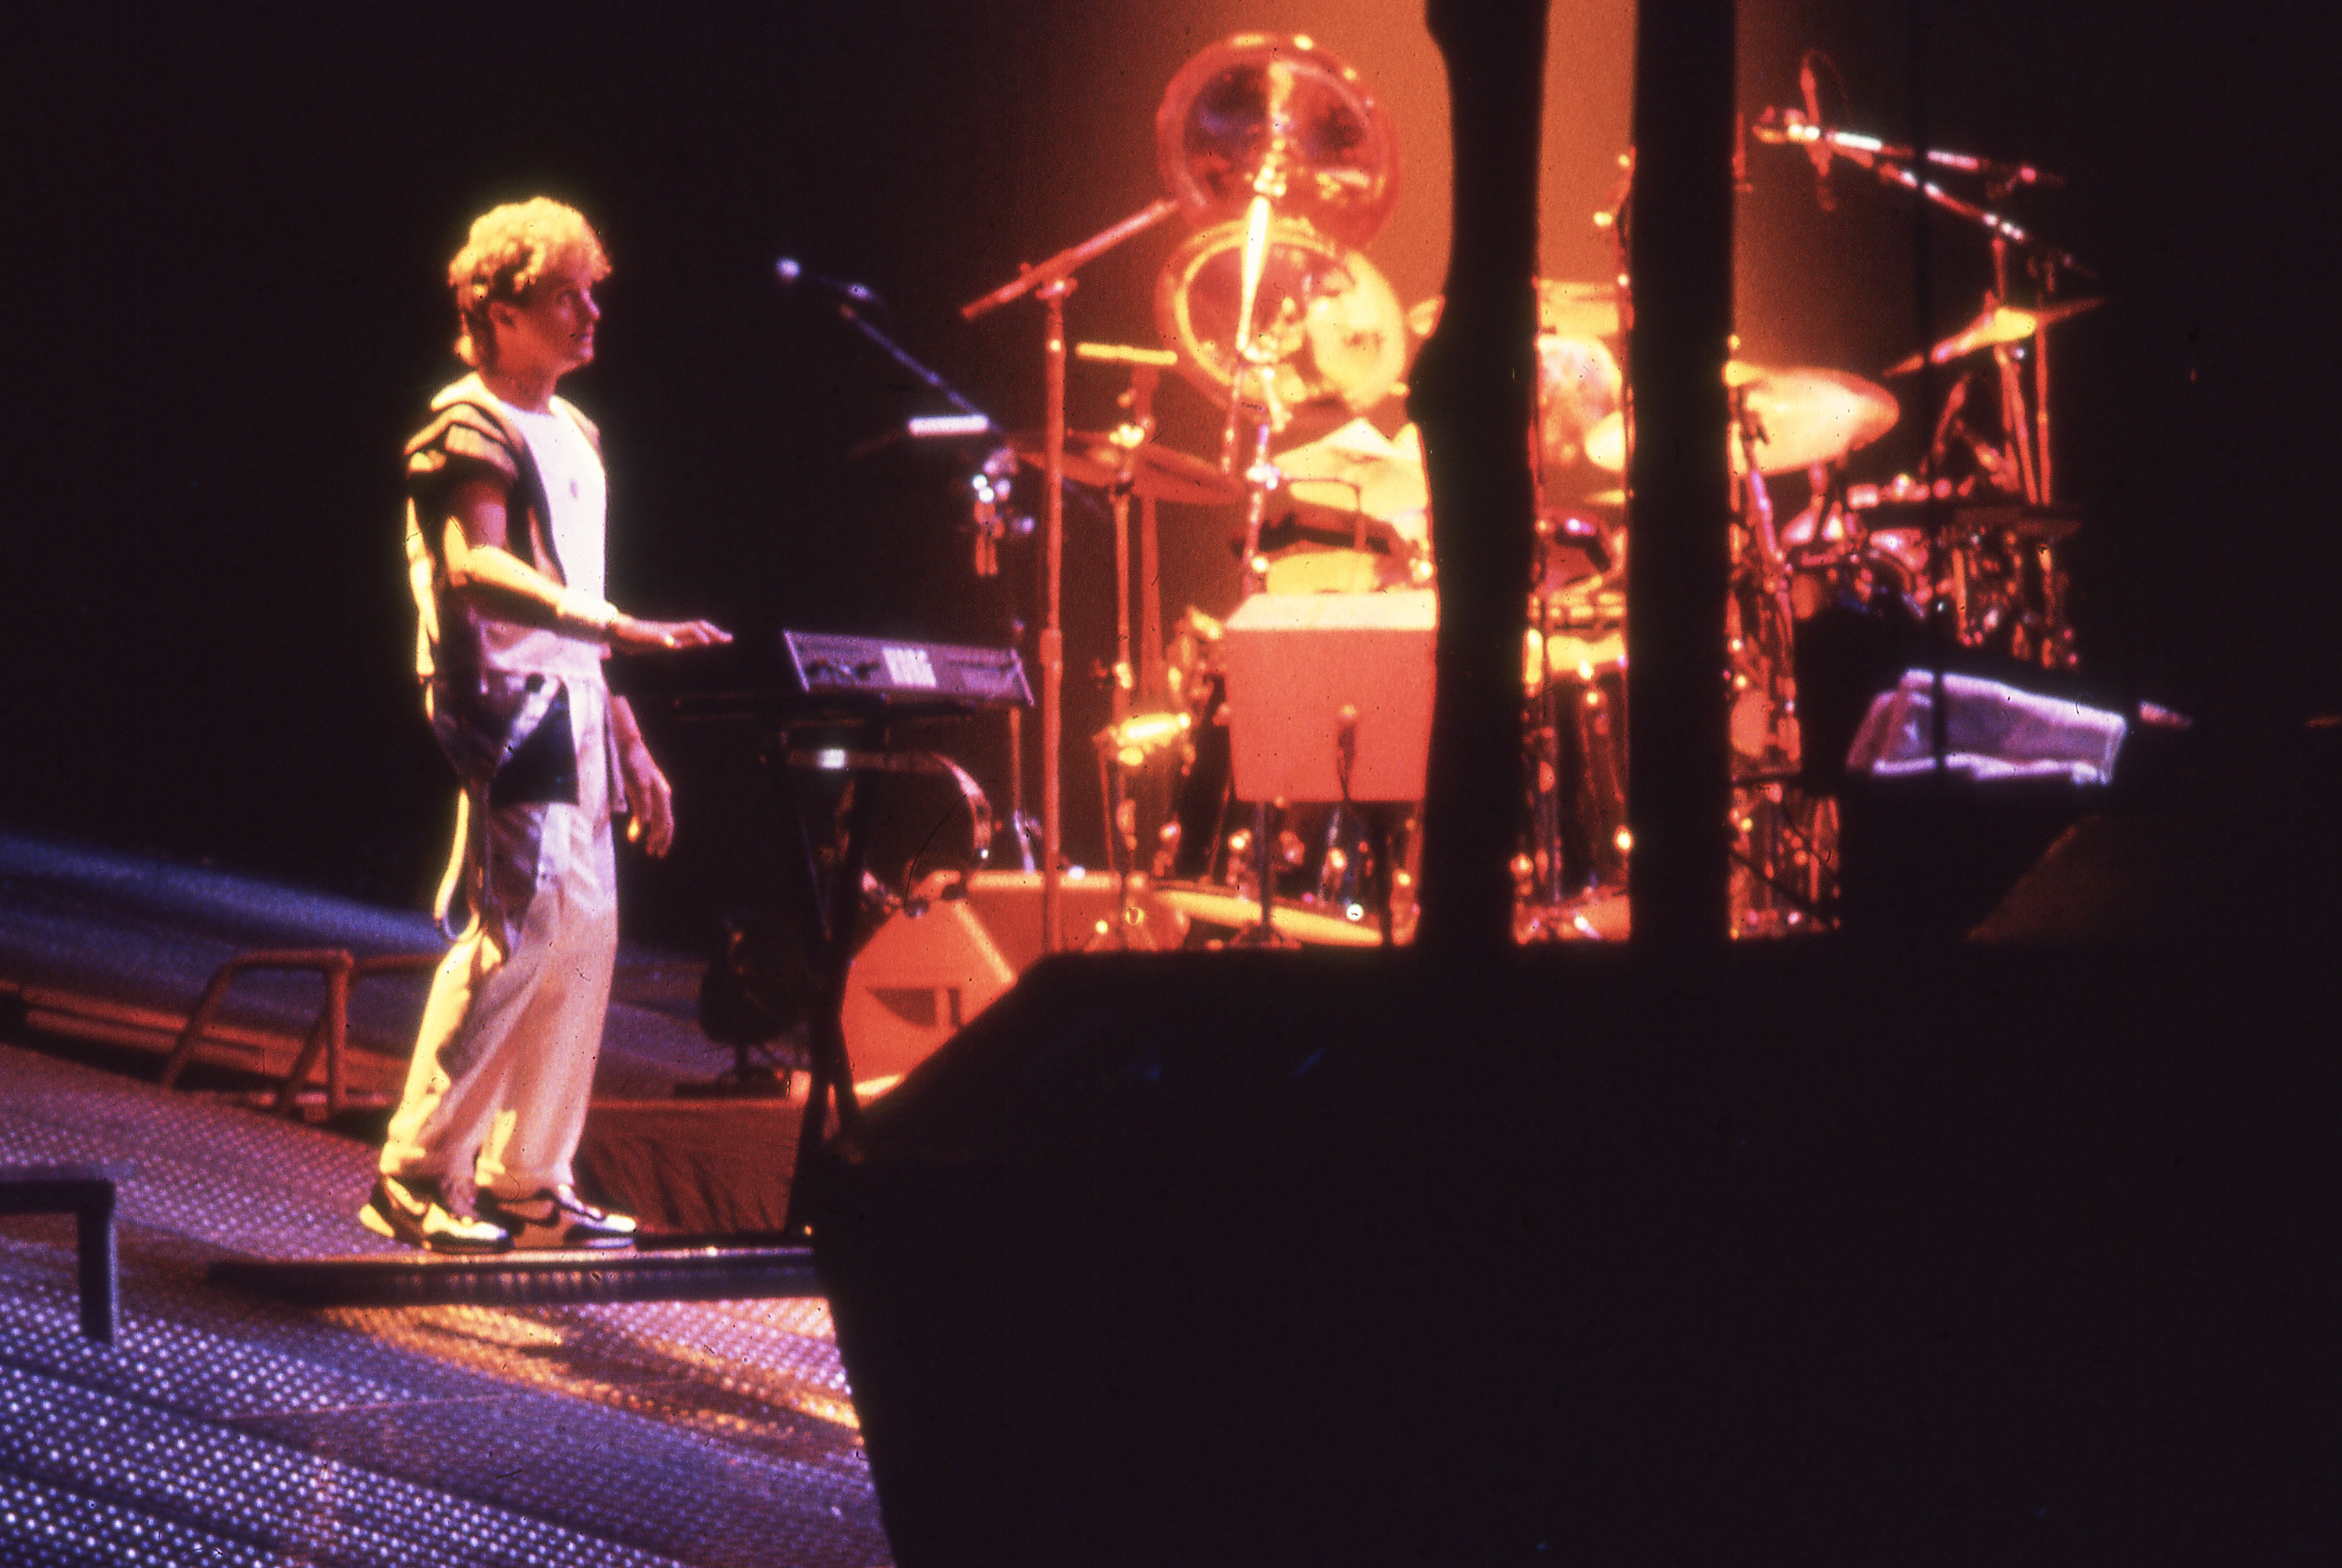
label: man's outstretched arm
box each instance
[436,474,731,653]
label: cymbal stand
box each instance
[2027,254,2076,664]
[1218,83,1302,597]
[963,197,1180,955]
[1224,326,1294,597]
[1726,395,1826,933]
[1984,240,2041,504]
[1077,343,1177,947]
[2031,252,2060,504]
[1732,393,1797,654]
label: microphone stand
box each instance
[963,197,1182,955]
[788,271,1041,859]
[806,278,991,421]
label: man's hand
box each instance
[618,736,678,857]
[611,614,732,654]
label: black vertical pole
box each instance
[1409,0,1548,958]
[75,1184,118,1343]
[1626,0,1737,951]
[1912,0,1951,773]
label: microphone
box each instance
[1799,53,1835,210]
[774,257,877,305]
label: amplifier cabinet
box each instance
[843,872,1179,1085]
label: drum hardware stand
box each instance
[1218,97,1296,471]
[1725,788,1840,927]
[1753,99,2098,705]
[1077,340,1189,949]
[1070,346,1180,710]
[1227,354,1291,597]
[963,198,1183,957]
[1728,390,1830,933]
[1231,801,1289,947]
[1732,389,1800,654]
[1212,143,1300,596]
[1333,706,1400,946]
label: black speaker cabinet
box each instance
[810,946,2341,1566]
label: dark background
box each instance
[3,1,2327,951]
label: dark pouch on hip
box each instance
[489,682,578,808]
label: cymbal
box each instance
[1885,297,2104,375]
[1537,278,1624,339]
[1155,218,1409,418]
[1582,362,1899,477]
[1154,882,1390,947]
[1009,430,1246,506]
[1270,417,1429,539]
[1155,34,1401,249]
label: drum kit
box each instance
[936,34,2099,948]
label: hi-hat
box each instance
[1009,430,1245,505]
[1272,417,1428,523]
[1155,34,1401,249]
[1155,219,1408,419]
[1582,362,1899,477]
[1884,297,2104,375]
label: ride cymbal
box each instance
[1582,362,1899,477]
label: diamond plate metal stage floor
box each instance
[0,1044,889,1567]
[0,834,889,1565]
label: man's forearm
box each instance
[609,695,650,758]
[440,518,618,638]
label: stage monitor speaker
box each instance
[811,949,2342,1567]
[1219,589,1435,802]
[842,871,1175,1083]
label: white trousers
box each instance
[381,681,618,1198]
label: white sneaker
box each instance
[358,1173,512,1253]
[475,1186,638,1250]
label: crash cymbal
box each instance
[1155,34,1401,249]
[1582,363,1899,477]
[1009,430,1246,505]
[1155,218,1409,419]
[1737,364,1899,472]
[1154,882,1390,947]
[1885,297,2104,375]
[1537,278,1624,339]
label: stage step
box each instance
[208,1241,822,1309]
